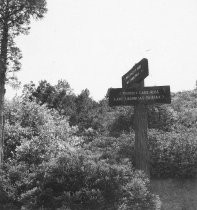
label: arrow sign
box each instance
[109,85,171,106]
[122,58,149,89]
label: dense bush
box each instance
[1,97,160,209]
[149,129,197,178]
[1,97,81,208]
[4,98,81,160]
[86,134,135,164]
[1,151,160,210]
[87,131,197,179]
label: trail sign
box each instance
[109,86,171,107]
[108,58,171,177]
[122,58,149,88]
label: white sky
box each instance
[6,0,197,101]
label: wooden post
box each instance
[133,80,150,177]
[0,67,5,167]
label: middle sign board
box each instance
[108,85,171,107]
[122,58,149,89]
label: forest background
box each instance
[1,79,197,209]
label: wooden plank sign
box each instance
[108,85,171,106]
[122,58,149,89]
[108,58,171,176]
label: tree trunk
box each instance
[0,22,8,166]
[0,80,5,166]
[133,81,150,177]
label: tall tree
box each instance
[0,0,47,165]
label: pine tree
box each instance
[0,0,47,165]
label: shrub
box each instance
[87,130,197,179]
[4,98,81,161]
[1,98,160,209]
[85,134,135,164]
[149,129,197,178]
[16,150,160,210]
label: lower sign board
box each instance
[108,86,171,106]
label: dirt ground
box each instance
[151,178,197,210]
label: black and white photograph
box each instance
[0,0,197,209]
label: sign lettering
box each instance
[109,86,171,106]
[122,58,149,88]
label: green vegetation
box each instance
[1,80,197,209]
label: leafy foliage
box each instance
[0,96,160,209]
[1,150,160,210]
[24,81,109,134]
[3,81,197,209]
[0,0,47,82]
[4,97,80,161]
[149,128,197,178]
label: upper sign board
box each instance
[108,85,171,106]
[122,58,149,88]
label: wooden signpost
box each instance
[108,58,171,177]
